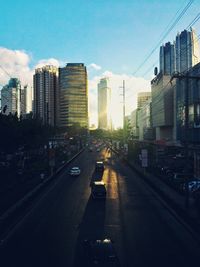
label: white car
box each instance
[69,167,81,176]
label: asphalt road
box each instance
[1,147,200,267]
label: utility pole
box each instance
[119,80,126,144]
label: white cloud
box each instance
[35,58,61,69]
[0,48,68,89]
[88,63,102,71]
[0,47,33,85]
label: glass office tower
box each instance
[59,63,88,128]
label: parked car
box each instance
[181,179,200,193]
[83,238,120,266]
[69,167,81,176]
[91,181,106,199]
[95,161,104,172]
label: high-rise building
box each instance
[175,28,200,73]
[160,42,175,75]
[159,28,200,75]
[98,78,111,130]
[33,65,59,126]
[20,85,32,116]
[1,78,21,115]
[137,92,151,109]
[59,63,88,128]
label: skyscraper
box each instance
[159,28,200,75]
[160,42,175,75]
[20,85,32,117]
[59,63,88,128]
[1,78,21,115]
[33,65,58,126]
[175,28,200,73]
[98,78,111,130]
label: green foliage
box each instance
[0,113,54,153]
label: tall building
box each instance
[137,92,151,109]
[137,99,154,141]
[175,28,200,73]
[130,109,139,139]
[59,63,88,128]
[159,28,200,75]
[160,42,175,75]
[33,65,59,126]
[20,85,32,116]
[1,78,21,115]
[98,78,111,130]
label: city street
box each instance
[1,147,200,267]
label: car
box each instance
[181,179,200,193]
[69,166,81,176]
[91,181,106,199]
[96,148,100,152]
[95,161,104,172]
[89,147,93,152]
[83,238,120,266]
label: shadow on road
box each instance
[72,194,106,267]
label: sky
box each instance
[0,0,200,127]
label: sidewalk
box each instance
[111,147,200,233]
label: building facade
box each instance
[1,78,21,116]
[175,28,200,73]
[137,99,154,141]
[176,62,200,143]
[151,73,175,141]
[33,65,58,126]
[159,28,200,76]
[20,85,32,117]
[59,63,88,128]
[98,78,111,130]
[137,92,151,109]
[160,42,175,75]
[130,109,139,139]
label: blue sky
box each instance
[1,0,200,126]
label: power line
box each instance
[0,64,12,79]
[133,0,194,76]
[186,12,200,29]
[141,12,200,79]
[126,31,200,111]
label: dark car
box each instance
[95,161,104,172]
[83,238,120,266]
[181,179,200,193]
[91,181,106,199]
